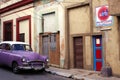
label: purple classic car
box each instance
[0,41,49,73]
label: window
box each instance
[19,33,25,42]
[50,34,56,51]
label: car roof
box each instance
[0,41,29,45]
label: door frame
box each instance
[3,20,13,41]
[93,35,104,71]
[39,31,60,67]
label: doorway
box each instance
[73,37,83,69]
[3,21,13,41]
[93,35,103,71]
[40,32,60,66]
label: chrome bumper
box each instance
[18,66,45,70]
[18,61,48,70]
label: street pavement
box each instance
[0,66,73,80]
[1,65,120,80]
[46,67,120,80]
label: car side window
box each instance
[12,44,24,50]
[0,44,2,49]
[1,44,11,50]
[0,44,5,50]
[5,44,10,50]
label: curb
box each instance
[72,75,94,80]
[46,69,72,78]
[46,69,94,80]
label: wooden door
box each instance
[49,33,60,66]
[74,37,83,69]
[93,36,103,71]
[42,36,49,57]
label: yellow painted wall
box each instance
[65,0,120,76]
[68,4,91,68]
[105,18,120,76]
[92,0,120,76]
[69,5,90,34]
[85,36,92,66]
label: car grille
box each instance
[28,61,44,67]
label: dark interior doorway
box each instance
[3,21,13,41]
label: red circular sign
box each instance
[98,6,109,21]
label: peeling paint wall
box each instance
[34,1,59,53]
[60,38,65,67]
[34,1,65,67]
[58,3,66,68]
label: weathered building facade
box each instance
[1,0,120,77]
[63,0,120,76]
[34,0,64,67]
[27,0,120,76]
[107,0,120,76]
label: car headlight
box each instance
[21,57,27,62]
[46,59,49,62]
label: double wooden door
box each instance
[41,33,60,66]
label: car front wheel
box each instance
[12,62,19,74]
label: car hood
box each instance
[12,51,46,61]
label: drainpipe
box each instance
[64,6,70,69]
[89,0,93,33]
[89,0,94,70]
[33,0,37,52]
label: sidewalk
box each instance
[46,67,120,80]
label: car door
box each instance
[0,43,11,65]
[0,44,4,64]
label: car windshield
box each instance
[12,44,32,51]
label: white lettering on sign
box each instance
[96,6,113,27]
